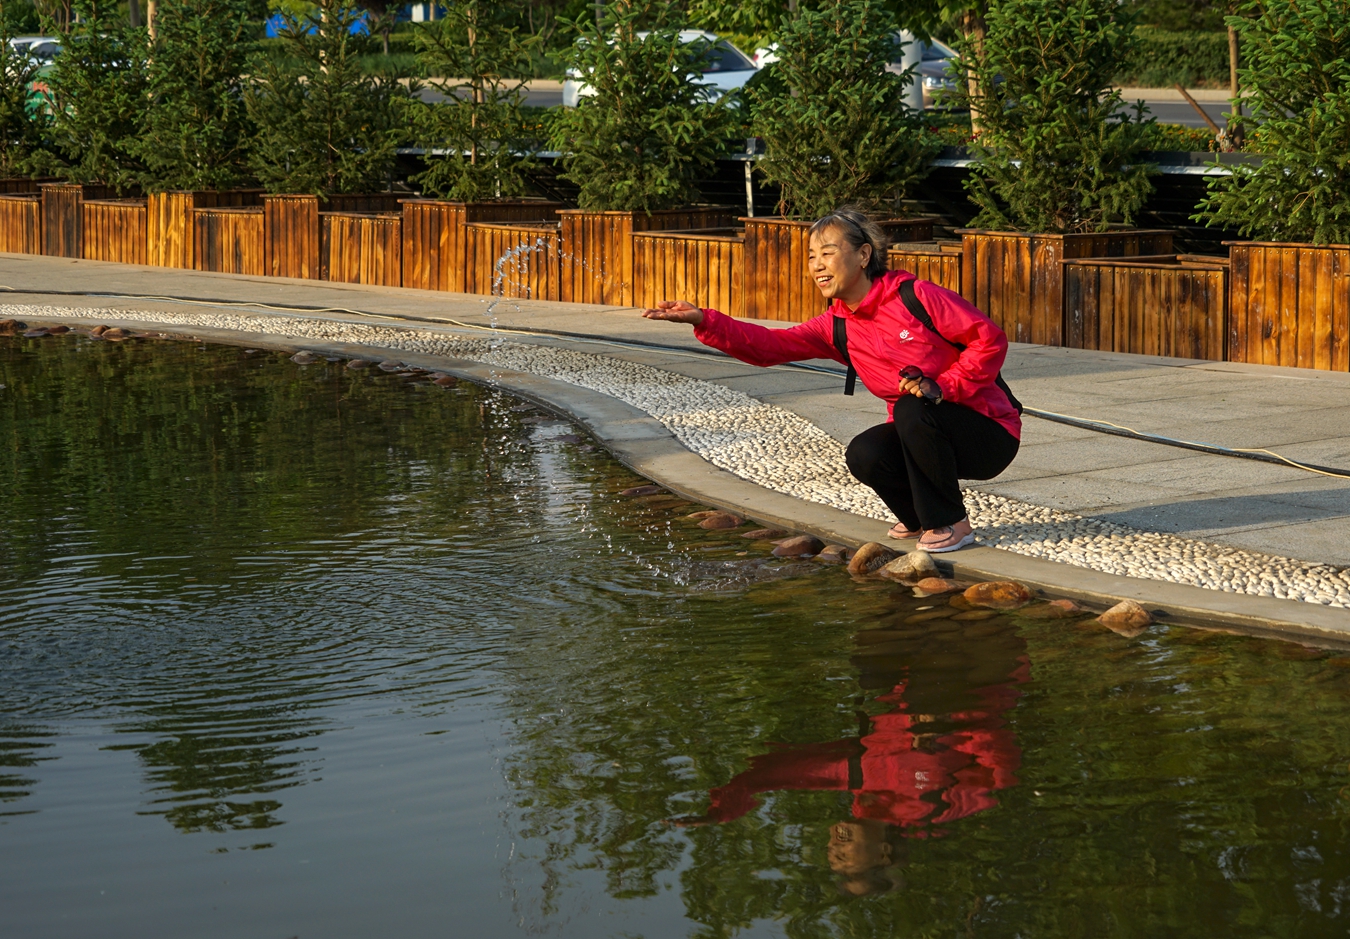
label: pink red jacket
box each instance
[693,269,1021,439]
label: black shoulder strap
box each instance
[897,278,1024,415]
[832,315,856,396]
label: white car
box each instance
[7,35,61,64]
[561,30,758,108]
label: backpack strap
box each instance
[832,314,856,396]
[897,278,1024,415]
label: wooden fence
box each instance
[466,221,560,300]
[321,212,402,287]
[1065,255,1228,361]
[194,207,264,276]
[959,229,1175,346]
[402,200,562,293]
[82,199,148,266]
[742,217,936,322]
[1228,242,1350,372]
[148,190,262,269]
[887,241,963,293]
[632,228,744,315]
[559,207,739,306]
[0,195,41,254]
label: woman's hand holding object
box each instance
[641,300,705,327]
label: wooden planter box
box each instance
[401,199,562,293]
[465,221,560,300]
[741,216,936,322]
[39,183,112,259]
[887,241,963,293]
[82,198,148,265]
[147,190,262,269]
[559,207,739,306]
[1064,255,1228,361]
[0,177,55,195]
[194,206,264,276]
[958,229,1174,346]
[321,212,402,286]
[1228,242,1350,372]
[263,193,322,279]
[0,194,41,254]
[632,227,744,315]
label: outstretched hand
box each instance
[641,300,704,327]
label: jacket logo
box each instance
[897,329,912,341]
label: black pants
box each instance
[845,396,1019,531]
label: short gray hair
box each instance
[809,205,889,279]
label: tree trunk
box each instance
[961,9,987,138]
[1227,24,1244,148]
[129,0,141,29]
[146,0,158,41]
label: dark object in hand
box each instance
[900,364,942,404]
[900,365,923,381]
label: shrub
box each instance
[131,0,256,192]
[749,0,938,220]
[1195,0,1350,243]
[548,0,735,212]
[0,18,48,177]
[957,0,1155,234]
[31,0,149,193]
[408,0,538,201]
[244,0,407,195]
[1115,28,1231,88]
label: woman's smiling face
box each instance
[808,224,873,305]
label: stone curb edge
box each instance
[22,313,1350,647]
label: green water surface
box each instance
[2,334,1350,938]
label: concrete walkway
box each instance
[3,253,1348,636]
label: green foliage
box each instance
[2,0,41,33]
[244,0,407,195]
[548,0,735,212]
[1195,0,1350,243]
[958,0,1156,233]
[1116,27,1231,87]
[31,0,149,193]
[0,17,48,176]
[131,0,257,192]
[1123,0,1228,30]
[407,0,539,201]
[749,0,939,219]
[1142,120,1225,152]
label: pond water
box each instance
[4,334,1350,938]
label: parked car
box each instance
[914,37,961,108]
[7,35,61,65]
[561,30,758,108]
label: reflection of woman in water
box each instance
[672,625,1029,893]
[674,669,1027,833]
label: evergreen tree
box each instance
[748,0,938,219]
[548,0,736,212]
[244,0,407,195]
[408,0,539,201]
[957,0,1155,234]
[131,0,256,192]
[31,0,149,192]
[1195,0,1350,244]
[0,17,48,177]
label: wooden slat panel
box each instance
[0,194,41,254]
[320,212,402,287]
[465,221,559,300]
[40,183,83,258]
[1064,257,1227,361]
[81,199,147,264]
[886,243,962,293]
[262,194,319,279]
[193,207,264,276]
[632,228,742,314]
[1226,240,1350,371]
[401,200,560,294]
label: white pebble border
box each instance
[7,302,1350,609]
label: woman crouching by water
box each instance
[642,206,1020,553]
